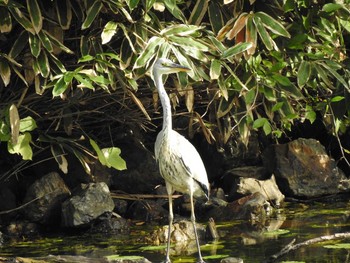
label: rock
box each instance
[230,175,284,206]
[23,172,71,224]
[88,213,130,235]
[263,138,350,198]
[208,192,271,222]
[220,166,269,194]
[126,199,168,223]
[220,257,244,263]
[61,182,114,227]
[5,220,40,239]
[145,220,206,245]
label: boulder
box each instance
[231,175,284,206]
[23,172,71,224]
[61,182,114,227]
[263,138,350,198]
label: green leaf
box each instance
[163,0,185,22]
[0,59,11,87]
[210,59,221,80]
[19,116,37,132]
[208,1,223,35]
[222,42,253,59]
[37,50,50,77]
[272,73,292,86]
[82,1,103,30]
[272,102,284,112]
[101,21,118,45]
[188,0,209,25]
[45,30,74,54]
[102,147,127,170]
[305,108,316,124]
[322,3,343,13]
[0,121,11,142]
[52,76,69,97]
[169,35,209,51]
[37,30,53,52]
[90,138,107,165]
[126,0,140,10]
[160,24,201,37]
[29,34,41,57]
[0,7,12,33]
[27,0,42,33]
[9,7,35,35]
[253,16,273,50]
[134,36,165,68]
[8,132,33,160]
[253,117,268,129]
[297,61,311,88]
[74,73,95,90]
[9,30,28,59]
[55,0,72,30]
[255,12,290,38]
[331,96,345,102]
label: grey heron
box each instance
[152,58,209,263]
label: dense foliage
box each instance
[0,0,350,178]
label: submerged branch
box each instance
[266,232,350,262]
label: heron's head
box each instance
[152,58,190,76]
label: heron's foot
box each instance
[197,259,206,263]
[162,258,171,263]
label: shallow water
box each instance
[2,201,350,262]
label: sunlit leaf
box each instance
[101,21,118,45]
[255,12,290,38]
[227,12,248,40]
[134,36,165,68]
[9,104,20,145]
[210,59,221,80]
[245,16,257,56]
[27,0,42,33]
[82,1,103,30]
[8,132,33,160]
[169,35,209,51]
[90,138,107,165]
[222,42,253,59]
[19,116,37,132]
[253,16,273,50]
[102,147,127,170]
[163,0,185,22]
[160,24,201,37]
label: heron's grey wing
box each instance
[170,130,209,196]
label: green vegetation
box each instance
[0,0,350,177]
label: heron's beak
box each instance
[167,62,191,72]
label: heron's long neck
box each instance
[154,72,172,132]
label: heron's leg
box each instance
[190,193,206,263]
[165,183,173,263]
